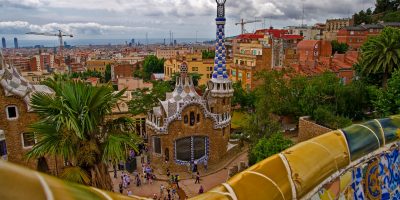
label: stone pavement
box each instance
[111,149,248,199]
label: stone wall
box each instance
[298,116,332,142]
[0,89,62,175]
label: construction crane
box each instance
[26,30,73,72]
[235,18,262,35]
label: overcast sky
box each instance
[0,0,375,40]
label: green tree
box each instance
[142,55,165,81]
[104,64,111,83]
[359,27,400,88]
[374,0,399,14]
[382,11,400,22]
[371,69,400,116]
[71,70,104,82]
[27,78,142,190]
[354,9,373,25]
[202,50,215,59]
[249,133,293,165]
[232,81,255,111]
[128,81,173,115]
[331,40,349,54]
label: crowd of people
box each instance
[113,145,210,199]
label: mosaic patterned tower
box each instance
[208,0,234,99]
[206,0,233,120]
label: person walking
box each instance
[119,182,123,194]
[203,160,208,172]
[195,172,200,184]
[175,174,180,189]
[160,184,165,198]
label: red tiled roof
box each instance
[255,29,289,38]
[297,40,319,50]
[282,34,303,40]
[236,33,264,39]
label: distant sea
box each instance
[11,38,213,48]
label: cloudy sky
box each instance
[0,0,375,40]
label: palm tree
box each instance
[360,27,400,88]
[26,77,142,190]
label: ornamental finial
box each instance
[216,0,226,18]
[216,0,226,5]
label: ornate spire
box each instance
[206,0,233,98]
[212,0,228,80]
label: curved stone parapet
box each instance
[1,116,399,200]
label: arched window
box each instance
[184,115,188,124]
[190,112,195,126]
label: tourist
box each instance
[149,173,153,184]
[175,174,180,189]
[170,174,174,184]
[160,184,165,197]
[166,168,170,178]
[171,187,176,199]
[119,160,124,171]
[153,193,158,200]
[198,185,204,194]
[119,182,123,194]
[195,172,200,184]
[203,160,208,172]
[113,168,117,179]
[136,175,141,187]
[127,190,132,196]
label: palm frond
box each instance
[101,132,142,163]
[60,166,90,185]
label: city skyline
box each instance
[0,0,375,40]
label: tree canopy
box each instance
[129,81,173,115]
[359,27,400,88]
[142,55,165,81]
[27,78,141,190]
[202,50,215,59]
[331,40,349,54]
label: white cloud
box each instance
[0,0,376,38]
[0,21,150,35]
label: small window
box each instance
[184,115,188,124]
[197,114,200,123]
[247,73,251,79]
[6,106,18,120]
[22,132,35,148]
[153,137,161,154]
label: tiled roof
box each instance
[282,34,304,40]
[255,28,289,38]
[236,33,264,39]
